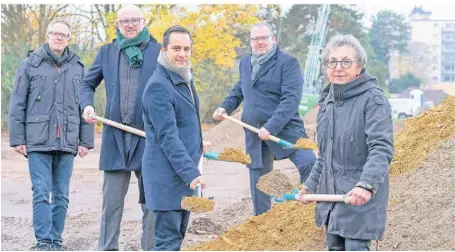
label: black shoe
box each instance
[53,243,73,251]
[30,243,55,251]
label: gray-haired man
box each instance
[8,19,94,251]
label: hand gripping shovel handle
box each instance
[222,115,294,149]
[89,115,146,138]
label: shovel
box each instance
[256,171,352,204]
[222,114,317,150]
[181,157,215,213]
[274,189,352,204]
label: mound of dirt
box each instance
[189,202,325,251]
[390,96,455,176]
[380,135,455,250]
[189,96,455,251]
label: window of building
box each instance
[443,54,455,61]
[443,43,455,51]
[444,65,455,71]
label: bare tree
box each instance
[1,5,31,55]
[27,4,69,46]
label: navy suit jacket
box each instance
[141,64,203,210]
[221,47,308,168]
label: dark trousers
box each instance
[153,210,190,251]
[327,233,371,251]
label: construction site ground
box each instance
[1,106,454,250]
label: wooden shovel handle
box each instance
[222,115,282,143]
[89,115,146,138]
[301,194,352,204]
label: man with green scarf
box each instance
[79,5,161,251]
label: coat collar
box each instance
[250,46,280,85]
[28,44,80,68]
[156,63,192,86]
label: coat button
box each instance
[37,96,41,99]
[54,124,57,128]
[54,80,57,83]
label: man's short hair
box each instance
[251,22,274,35]
[162,25,192,48]
[46,18,72,35]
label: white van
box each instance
[388,98,421,120]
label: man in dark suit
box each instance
[141,25,205,251]
[213,22,316,216]
[79,5,160,251]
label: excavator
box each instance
[299,4,331,116]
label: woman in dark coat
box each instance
[299,34,394,251]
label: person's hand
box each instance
[190,176,206,190]
[78,146,89,158]
[13,145,27,156]
[82,105,97,123]
[347,187,372,206]
[203,140,211,153]
[297,187,312,204]
[212,107,227,121]
[258,127,271,140]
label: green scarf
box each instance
[115,27,150,68]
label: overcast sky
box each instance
[361,4,455,27]
[281,3,455,28]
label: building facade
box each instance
[411,6,455,84]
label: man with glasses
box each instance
[213,22,316,216]
[79,5,160,251]
[8,19,94,251]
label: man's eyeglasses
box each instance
[324,59,358,69]
[48,32,70,39]
[117,18,144,27]
[250,35,272,43]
